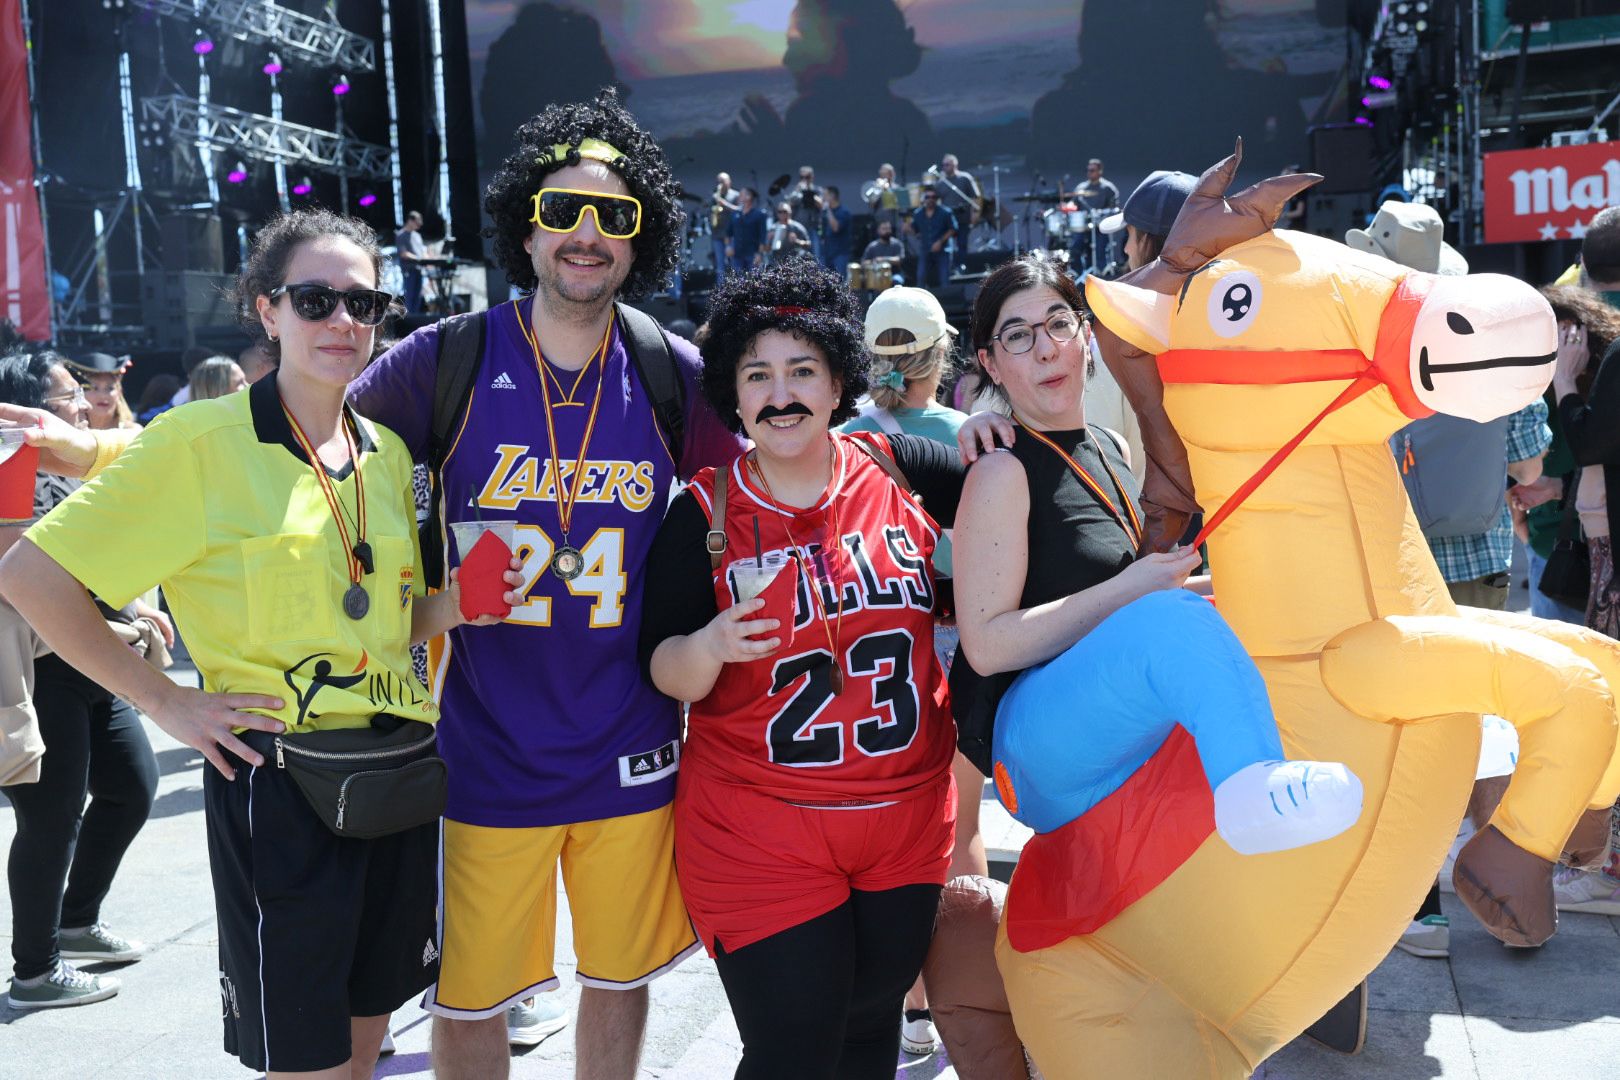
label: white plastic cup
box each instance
[449,519,518,561]
[733,551,791,602]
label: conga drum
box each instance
[847,262,867,291]
[868,261,894,292]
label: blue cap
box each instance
[1099,170,1198,237]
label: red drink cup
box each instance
[450,520,518,621]
[0,424,39,522]
[730,552,798,648]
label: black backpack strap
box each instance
[421,311,486,589]
[615,302,686,470]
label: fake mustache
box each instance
[754,402,814,425]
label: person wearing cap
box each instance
[1096,169,1198,274]
[63,353,138,432]
[840,286,980,1059]
[396,211,427,315]
[908,187,958,290]
[1350,200,1550,962]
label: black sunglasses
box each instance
[269,283,396,326]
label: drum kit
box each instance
[846,260,895,294]
[1013,191,1120,278]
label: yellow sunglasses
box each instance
[528,187,643,239]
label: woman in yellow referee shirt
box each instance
[0,209,516,1080]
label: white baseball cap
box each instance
[863,287,959,355]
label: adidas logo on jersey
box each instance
[490,371,517,390]
[423,938,440,966]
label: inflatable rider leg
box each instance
[921,875,1030,1080]
[993,589,1363,856]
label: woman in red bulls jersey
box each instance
[638,260,966,1079]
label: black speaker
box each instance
[1308,124,1376,195]
[141,271,236,349]
[1302,193,1377,245]
[160,213,224,274]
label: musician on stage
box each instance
[860,220,906,285]
[711,172,742,284]
[768,201,813,265]
[907,188,957,290]
[395,210,427,314]
[933,155,981,220]
[788,166,825,262]
[726,187,768,273]
[1072,159,1119,213]
[820,186,854,279]
[866,164,902,232]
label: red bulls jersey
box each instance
[685,433,954,803]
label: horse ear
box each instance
[1086,276,1174,353]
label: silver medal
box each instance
[343,583,370,621]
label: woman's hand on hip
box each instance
[149,685,286,781]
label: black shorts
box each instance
[203,748,439,1073]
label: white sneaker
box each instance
[900,1008,937,1055]
[1213,760,1363,856]
[507,995,570,1047]
[1394,915,1450,958]
[1553,866,1620,915]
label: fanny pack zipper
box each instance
[273,732,436,770]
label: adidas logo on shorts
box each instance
[423,938,440,966]
[491,371,517,390]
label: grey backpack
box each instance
[1390,414,1510,538]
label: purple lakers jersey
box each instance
[351,299,743,826]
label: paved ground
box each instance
[5,635,1619,1078]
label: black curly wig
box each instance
[483,87,683,302]
[699,259,871,433]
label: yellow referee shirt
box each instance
[27,376,437,733]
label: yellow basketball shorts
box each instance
[425,805,700,1018]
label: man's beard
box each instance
[533,244,628,312]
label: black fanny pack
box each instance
[247,718,447,840]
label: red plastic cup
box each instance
[730,552,799,649]
[0,424,39,522]
[450,520,518,621]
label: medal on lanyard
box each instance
[518,306,611,581]
[280,394,373,620]
[1016,420,1143,550]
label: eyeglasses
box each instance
[528,187,643,239]
[43,386,88,408]
[269,283,396,326]
[991,309,1085,355]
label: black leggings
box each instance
[4,656,158,979]
[712,883,942,1080]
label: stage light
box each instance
[1354,116,1374,127]
[1415,19,1428,31]
[101,0,127,9]
[227,161,249,184]
[292,177,313,196]
[194,37,214,56]
[358,192,378,208]
[1369,75,1393,91]
[263,60,283,76]
[332,75,351,97]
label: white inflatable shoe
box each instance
[1213,760,1364,856]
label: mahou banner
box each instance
[1483,141,1620,245]
[0,0,50,341]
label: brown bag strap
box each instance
[706,469,730,571]
[849,435,913,496]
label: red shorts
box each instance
[674,770,956,955]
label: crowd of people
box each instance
[1,83,1619,1080]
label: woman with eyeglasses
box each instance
[949,257,1360,1073]
[0,209,517,1077]
[0,350,167,1012]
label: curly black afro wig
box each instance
[699,259,871,433]
[483,87,683,302]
